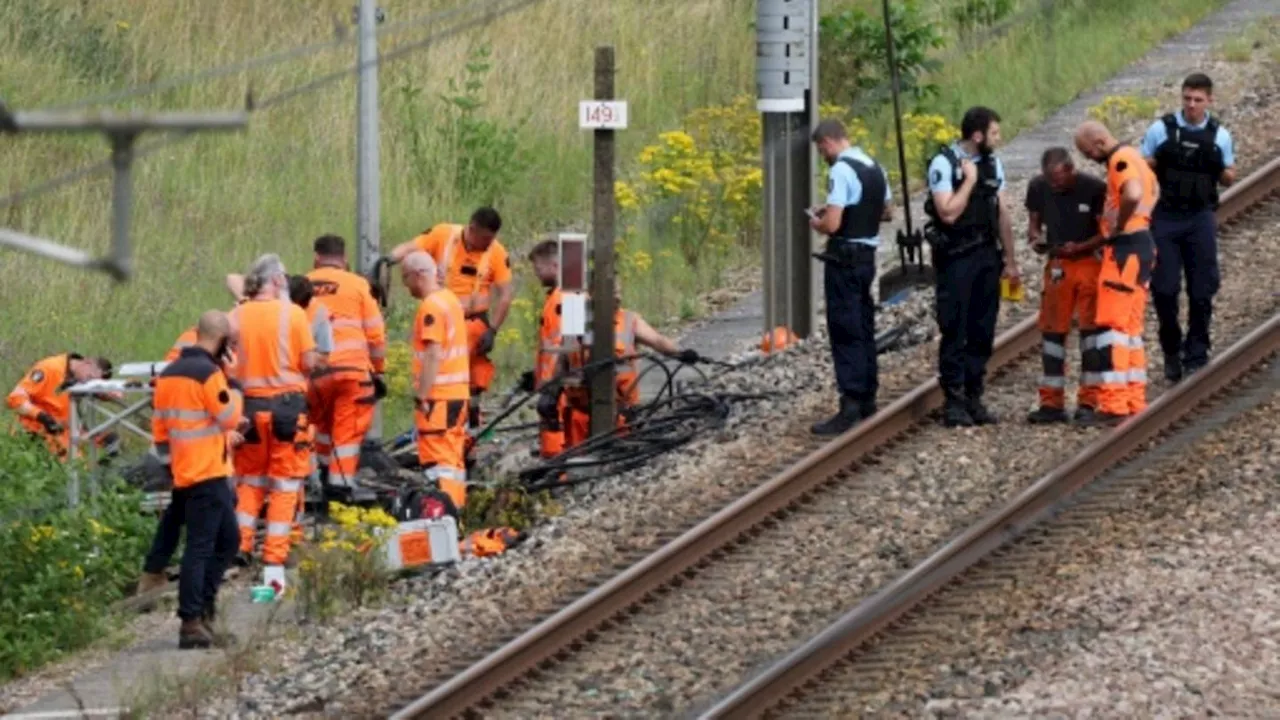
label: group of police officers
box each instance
[8,207,694,648]
[811,72,1234,436]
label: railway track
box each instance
[388,156,1280,719]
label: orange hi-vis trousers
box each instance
[1037,253,1103,411]
[416,398,469,510]
[234,397,311,565]
[537,393,567,459]
[1089,231,1155,416]
[309,371,376,484]
[465,316,495,431]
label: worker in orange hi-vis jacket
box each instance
[1073,120,1159,426]
[390,207,514,436]
[524,239,568,459]
[304,234,386,488]
[226,254,320,583]
[7,353,114,457]
[400,250,471,512]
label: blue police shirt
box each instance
[927,142,1006,195]
[827,147,892,247]
[1139,110,1234,166]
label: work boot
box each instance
[1073,407,1126,427]
[1072,406,1097,423]
[811,395,868,437]
[178,619,215,650]
[232,551,253,569]
[941,389,974,428]
[135,571,169,596]
[1164,354,1183,383]
[965,394,998,426]
[1027,406,1068,424]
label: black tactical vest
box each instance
[1152,113,1224,212]
[924,145,1000,243]
[833,154,888,241]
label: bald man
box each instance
[401,251,472,511]
[146,309,245,648]
[1073,121,1158,424]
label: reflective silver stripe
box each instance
[425,466,467,481]
[1129,336,1145,349]
[237,475,268,488]
[618,311,636,352]
[1083,371,1128,384]
[333,444,361,459]
[266,521,293,536]
[214,403,237,425]
[1040,376,1066,388]
[236,511,258,528]
[1041,341,1066,359]
[1092,330,1129,349]
[413,347,468,362]
[271,478,302,493]
[330,318,363,329]
[434,371,469,385]
[362,317,384,330]
[168,425,222,441]
[314,432,332,445]
[1127,369,1148,382]
[153,409,210,421]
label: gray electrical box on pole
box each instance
[356,0,384,438]
[757,0,820,340]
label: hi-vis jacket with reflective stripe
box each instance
[536,288,565,388]
[152,346,243,488]
[230,298,316,397]
[1101,145,1159,237]
[306,266,387,373]
[411,224,513,316]
[565,309,640,408]
[412,288,470,401]
[166,328,198,363]
[7,353,76,432]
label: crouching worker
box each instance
[561,280,699,450]
[228,254,320,580]
[401,251,471,512]
[7,353,114,458]
[149,310,244,649]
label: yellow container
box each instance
[1001,276,1025,302]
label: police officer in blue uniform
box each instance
[924,106,1019,427]
[809,119,892,436]
[1140,72,1236,381]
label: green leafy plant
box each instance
[950,0,1017,34]
[818,0,945,110]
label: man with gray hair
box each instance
[227,253,320,586]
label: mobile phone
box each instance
[804,208,819,220]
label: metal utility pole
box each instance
[757,0,818,340]
[587,46,618,438]
[356,0,384,437]
[0,110,248,280]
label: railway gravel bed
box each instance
[217,47,1279,720]
[781,371,1280,718]
[3,23,1275,720]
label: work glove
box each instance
[371,373,388,400]
[518,370,536,394]
[676,349,701,364]
[476,327,497,356]
[37,411,64,436]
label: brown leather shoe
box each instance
[178,619,215,650]
[135,571,169,595]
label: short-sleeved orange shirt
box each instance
[230,298,316,397]
[411,224,512,315]
[1101,145,1158,237]
[411,288,470,401]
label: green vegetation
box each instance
[0,435,154,679]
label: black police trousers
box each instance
[935,244,1002,396]
[823,244,878,402]
[176,478,239,622]
[1151,206,1220,368]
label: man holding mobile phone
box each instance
[808,119,893,436]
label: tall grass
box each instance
[0,0,1226,406]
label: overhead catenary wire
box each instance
[0,0,550,212]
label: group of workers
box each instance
[810,72,1233,434]
[7,203,696,649]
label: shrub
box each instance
[0,434,154,679]
[818,0,945,110]
[1087,95,1162,132]
[294,502,398,621]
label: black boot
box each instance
[1027,406,1068,424]
[1163,353,1183,383]
[942,388,974,428]
[811,395,868,436]
[966,392,998,426]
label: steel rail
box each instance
[391,156,1280,720]
[699,310,1280,718]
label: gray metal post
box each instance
[1,110,248,280]
[356,0,384,438]
[589,46,618,438]
[757,0,815,340]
